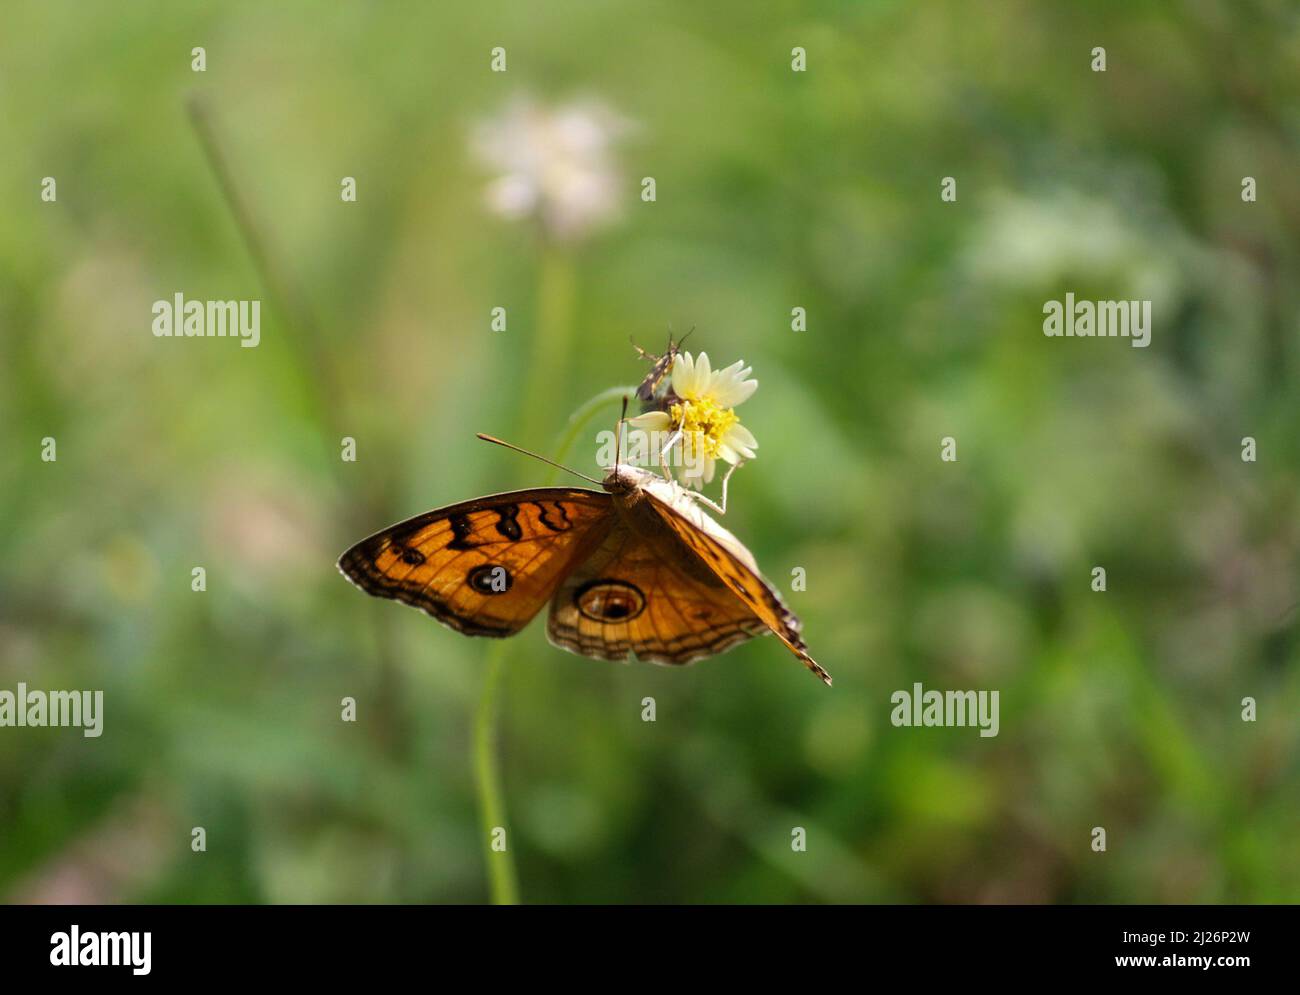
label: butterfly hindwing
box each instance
[338,488,613,638]
[641,478,832,685]
[546,521,769,665]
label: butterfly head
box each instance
[601,463,654,496]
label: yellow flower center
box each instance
[670,398,738,459]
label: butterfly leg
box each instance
[688,492,724,515]
[686,459,745,516]
[717,459,745,514]
[657,426,683,482]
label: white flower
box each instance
[472,96,633,242]
[628,351,759,488]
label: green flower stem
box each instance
[547,384,640,483]
[471,243,584,905]
[519,247,576,448]
[473,640,519,905]
[186,95,342,443]
[472,387,634,904]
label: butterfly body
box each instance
[338,462,830,684]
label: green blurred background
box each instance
[2,0,1298,904]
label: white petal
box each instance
[703,457,717,484]
[671,351,696,398]
[691,352,712,398]
[717,442,741,464]
[712,376,757,407]
[627,411,671,431]
[485,175,538,219]
[706,361,748,405]
[724,441,754,462]
[714,359,746,382]
[725,423,758,452]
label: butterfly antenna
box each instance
[613,395,629,483]
[475,434,603,486]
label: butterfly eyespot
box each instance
[397,546,425,566]
[468,564,512,594]
[575,579,646,623]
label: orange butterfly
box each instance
[337,433,830,685]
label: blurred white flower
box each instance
[629,351,759,489]
[472,96,633,242]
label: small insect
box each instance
[338,413,830,685]
[632,331,691,404]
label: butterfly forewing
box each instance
[338,488,613,637]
